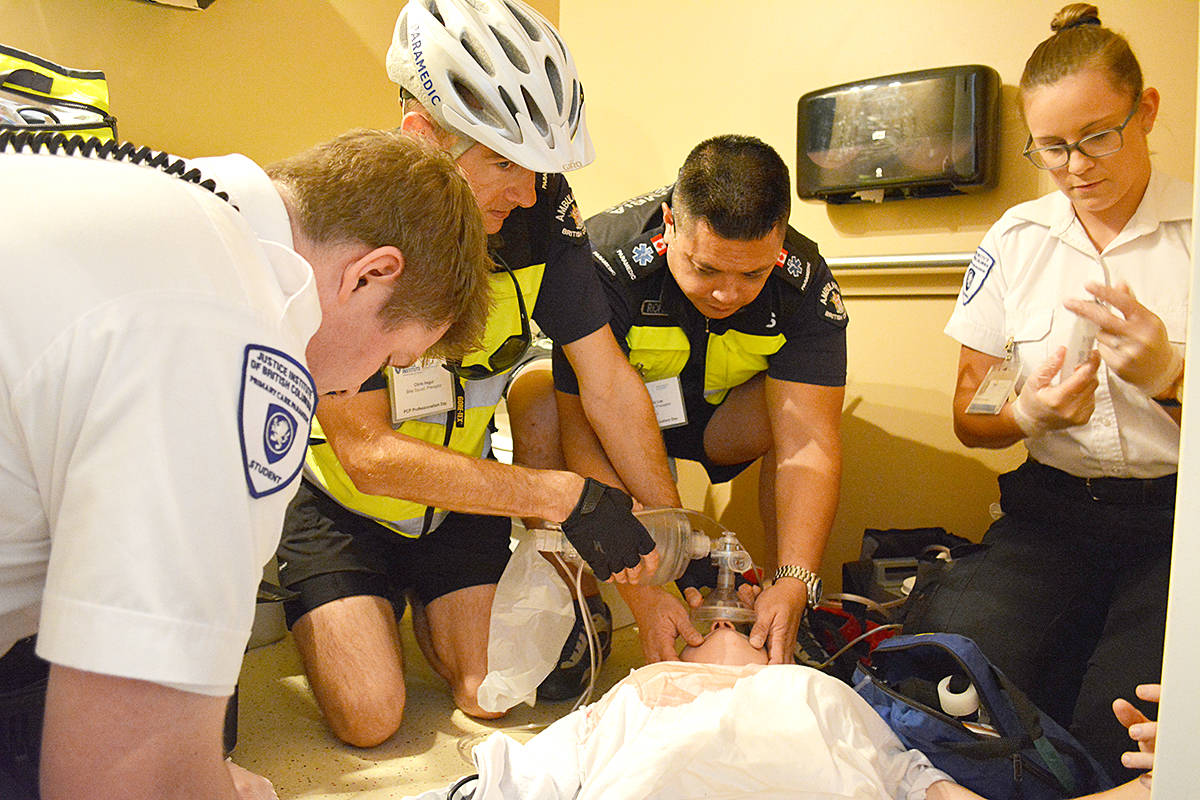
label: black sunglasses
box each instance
[443,257,531,381]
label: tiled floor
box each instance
[231,604,644,799]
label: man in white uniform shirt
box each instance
[0,129,490,800]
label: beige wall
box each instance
[5,0,1195,588]
[560,0,1198,583]
[3,0,556,161]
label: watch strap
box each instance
[773,564,822,606]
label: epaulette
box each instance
[772,227,824,294]
[585,184,672,252]
[592,227,669,284]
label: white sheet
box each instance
[408,662,952,800]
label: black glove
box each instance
[560,479,655,581]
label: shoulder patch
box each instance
[586,185,672,253]
[631,241,656,267]
[601,225,669,284]
[772,227,823,293]
[818,280,849,326]
[774,247,814,292]
[555,189,587,240]
[959,246,995,305]
[239,345,315,498]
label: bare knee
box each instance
[505,363,563,470]
[324,681,407,747]
[451,672,505,720]
[290,597,409,747]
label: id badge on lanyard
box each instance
[386,361,455,427]
[966,338,1019,415]
[645,376,688,429]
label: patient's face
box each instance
[679,626,769,666]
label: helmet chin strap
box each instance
[446,131,475,160]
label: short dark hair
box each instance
[672,134,791,240]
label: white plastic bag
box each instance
[477,531,574,713]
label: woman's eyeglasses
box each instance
[1022,92,1142,170]
[443,258,531,380]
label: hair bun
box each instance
[1051,3,1102,33]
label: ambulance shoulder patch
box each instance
[959,246,995,305]
[819,280,848,326]
[239,344,316,498]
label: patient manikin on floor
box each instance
[403,625,953,800]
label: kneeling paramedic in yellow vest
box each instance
[550,135,849,667]
[275,0,682,750]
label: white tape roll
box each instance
[938,674,980,718]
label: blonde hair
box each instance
[267,128,489,358]
[1019,4,1143,107]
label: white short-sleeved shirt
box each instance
[407,662,953,800]
[0,151,321,694]
[945,170,1192,479]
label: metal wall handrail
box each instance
[824,252,974,271]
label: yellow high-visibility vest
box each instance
[626,323,785,405]
[304,264,546,537]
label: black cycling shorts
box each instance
[277,479,513,627]
[661,392,756,485]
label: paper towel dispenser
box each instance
[796,64,1001,204]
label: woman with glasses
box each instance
[914,2,1190,783]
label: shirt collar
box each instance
[1015,168,1190,252]
[188,154,294,249]
[190,154,318,346]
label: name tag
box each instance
[387,361,455,426]
[966,359,1020,415]
[645,377,688,429]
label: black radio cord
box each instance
[0,128,234,206]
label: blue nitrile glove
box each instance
[560,478,654,581]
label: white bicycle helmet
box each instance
[387,0,594,174]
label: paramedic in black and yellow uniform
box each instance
[276,0,682,749]
[553,135,848,666]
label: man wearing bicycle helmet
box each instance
[275,0,687,748]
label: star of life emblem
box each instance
[239,345,315,498]
[631,242,655,267]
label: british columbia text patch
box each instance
[239,345,315,498]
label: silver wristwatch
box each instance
[773,564,823,607]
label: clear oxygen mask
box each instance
[690,532,757,628]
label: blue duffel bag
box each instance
[853,633,1113,800]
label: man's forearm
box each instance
[557,389,628,491]
[766,380,843,573]
[331,431,585,523]
[316,389,587,523]
[579,363,681,508]
[562,328,681,509]
[773,447,840,572]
